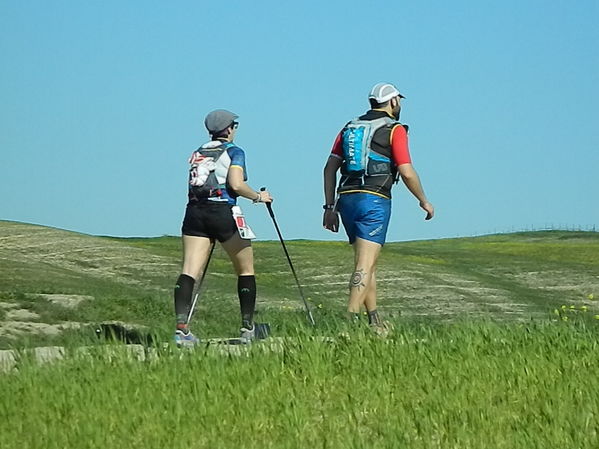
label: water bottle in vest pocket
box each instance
[341,117,393,175]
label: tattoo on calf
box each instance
[350,269,367,290]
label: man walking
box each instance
[322,82,434,335]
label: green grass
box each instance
[1,322,597,448]
[0,221,598,348]
[1,222,599,447]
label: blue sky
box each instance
[1,0,597,242]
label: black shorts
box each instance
[181,201,238,242]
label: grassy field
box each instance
[1,323,598,448]
[1,220,598,448]
[1,220,598,346]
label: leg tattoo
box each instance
[350,269,367,290]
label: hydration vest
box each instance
[188,142,231,200]
[341,116,395,178]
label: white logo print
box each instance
[369,225,383,236]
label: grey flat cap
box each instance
[204,109,239,133]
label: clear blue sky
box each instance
[1,0,597,242]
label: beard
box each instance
[393,106,401,120]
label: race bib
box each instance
[231,206,256,240]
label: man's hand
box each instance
[420,201,434,220]
[323,210,339,232]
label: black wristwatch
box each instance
[323,204,335,210]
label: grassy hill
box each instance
[2,220,599,448]
[0,220,597,348]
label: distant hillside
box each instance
[1,220,597,347]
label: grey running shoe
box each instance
[239,325,255,344]
[174,329,199,347]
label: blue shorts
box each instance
[337,193,391,245]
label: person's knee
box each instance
[181,259,202,279]
[181,259,205,279]
[236,260,254,276]
[229,248,254,275]
[354,241,381,264]
[231,256,254,276]
[353,257,378,276]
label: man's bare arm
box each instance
[324,156,341,204]
[398,163,434,220]
[323,156,342,231]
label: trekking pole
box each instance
[261,187,315,326]
[186,241,216,325]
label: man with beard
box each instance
[322,83,434,335]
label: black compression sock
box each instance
[238,275,256,326]
[174,274,195,326]
[367,309,381,325]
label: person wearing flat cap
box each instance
[173,109,273,346]
[322,83,434,336]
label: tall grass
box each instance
[1,321,597,449]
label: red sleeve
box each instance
[330,131,343,158]
[390,125,412,165]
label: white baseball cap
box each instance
[368,83,405,103]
